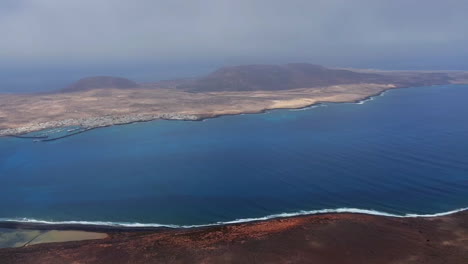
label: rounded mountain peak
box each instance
[62,76,139,92]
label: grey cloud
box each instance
[0,0,467,67]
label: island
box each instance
[1,63,468,137]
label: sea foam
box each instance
[355,90,388,105]
[290,105,324,111]
[1,207,467,229]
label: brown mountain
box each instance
[62,76,139,92]
[175,63,391,92]
[172,63,455,92]
[60,64,455,93]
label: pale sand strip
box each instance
[0,229,107,248]
[27,230,107,246]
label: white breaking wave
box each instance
[1,207,467,229]
[290,90,388,110]
[356,90,388,105]
[356,97,374,104]
[289,104,327,111]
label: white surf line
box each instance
[1,207,467,229]
[289,104,325,111]
[355,90,389,105]
[290,89,389,111]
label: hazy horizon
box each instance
[2,0,468,92]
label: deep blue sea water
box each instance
[0,85,467,227]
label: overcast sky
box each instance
[1,0,468,91]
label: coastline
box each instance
[1,210,467,264]
[0,84,399,138]
[1,206,467,231]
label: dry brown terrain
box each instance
[0,211,467,264]
[0,83,395,135]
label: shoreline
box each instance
[1,210,467,264]
[0,84,399,138]
[1,206,467,232]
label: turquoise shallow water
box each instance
[0,85,467,226]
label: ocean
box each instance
[0,84,467,227]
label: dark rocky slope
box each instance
[174,63,452,92]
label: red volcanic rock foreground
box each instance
[1,212,467,264]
